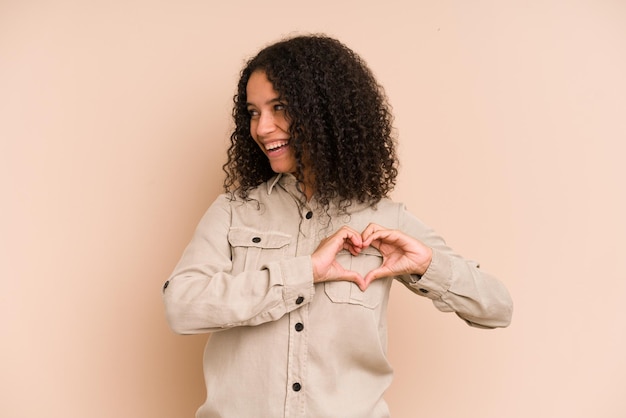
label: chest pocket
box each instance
[324,247,386,309]
[228,228,291,273]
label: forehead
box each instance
[246,70,279,103]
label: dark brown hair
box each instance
[223,34,398,210]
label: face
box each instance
[246,70,296,175]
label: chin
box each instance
[270,163,296,174]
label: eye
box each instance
[274,103,286,112]
[247,108,259,118]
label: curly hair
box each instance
[223,34,398,210]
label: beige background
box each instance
[2,0,625,417]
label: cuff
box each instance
[279,255,316,310]
[408,249,453,299]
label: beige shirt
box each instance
[163,174,513,418]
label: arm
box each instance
[162,195,315,334]
[400,249,513,329]
[363,206,513,329]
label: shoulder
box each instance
[358,197,407,218]
[213,177,276,207]
[209,176,289,219]
[338,198,407,230]
[373,197,405,212]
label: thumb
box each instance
[363,267,387,289]
[355,276,368,292]
[338,270,366,291]
[348,271,366,291]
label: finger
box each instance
[328,264,364,288]
[362,229,390,249]
[363,266,389,288]
[352,274,368,291]
[349,272,366,290]
[323,227,361,253]
[362,223,399,248]
[344,243,362,257]
[337,227,363,254]
[338,225,361,236]
[356,279,368,292]
[361,222,383,242]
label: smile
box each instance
[265,140,289,152]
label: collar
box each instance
[266,174,282,194]
[265,173,377,214]
[266,173,298,195]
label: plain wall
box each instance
[1,0,625,417]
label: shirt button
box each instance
[295,322,304,332]
[418,288,429,294]
[305,211,313,219]
[252,237,261,243]
[292,382,302,392]
[295,296,304,305]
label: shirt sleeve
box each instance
[162,195,315,334]
[396,205,513,329]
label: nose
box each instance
[255,111,276,137]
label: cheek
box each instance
[276,115,290,133]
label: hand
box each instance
[311,226,367,290]
[361,223,433,289]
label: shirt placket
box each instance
[284,203,318,417]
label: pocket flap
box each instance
[360,246,383,257]
[228,228,291,249]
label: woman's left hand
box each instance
[361,223,433,288]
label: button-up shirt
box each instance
[163,174,513,418]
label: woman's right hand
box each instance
[310,226,367,290]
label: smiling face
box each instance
[246,70,297,175]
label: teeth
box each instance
[266,141,288,151]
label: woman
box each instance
[163,34,512,418]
